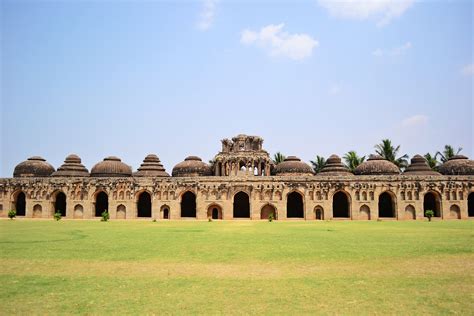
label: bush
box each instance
[152,219,157,222]
[268,213,274,222]
[425,210,434,221]
[54,212,62,221]
[101,211,109,222]
[8,210,16,220]
[208,218,213,222]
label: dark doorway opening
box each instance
[424,192,440,217]
[333,191,349,218]
[16,192,26,216]
[233,192,250,218]
[287,192,304,218]
[137,192,152,217]
[315,208,323,220]
[55,192,67,217]
[181,192,196,218]
[95,192,109,217]
[163,208,169,219]
[468,193,474,217]
[212,208,219,219]
[378,192,395,218]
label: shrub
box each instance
[208,218,213,222]
[8,210,16,220]
[53,212,62,221]
[101,211,109,222]
[152,218,157,222]
[425,210,434,221]
[268,213,274,222]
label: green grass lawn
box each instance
[0,219,472,315]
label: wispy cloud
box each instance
[240,24,319,60]
[197,0,218,31]
[373,42,412,57]
[401,114,428,128]
[461,63,474,76]
[318,0,415,27]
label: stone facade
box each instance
[1,135,473,220]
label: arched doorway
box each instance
[117,204,126,219]
[333,191,350,218]
[233,192,250,218]
[95,191,109,217]
[181,192,196,218]
[137,192,152,218]
[378,192,395,218]
[449,205,461,219]
[261,204,276,220]
[360,205,370,220]
[33,204,42,218]
[405,205,416,220]
[207,205,222,219]
[54,192,67,217]
[74,204,84,219]
[315,206,324,220]
[424,192,441,217]
[15,191,26,216]
[161,205,170,219]
[468,193,474,217]
[287,192,304,218]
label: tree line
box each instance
[273,140,463,173]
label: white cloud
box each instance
[401,114,428,128]
[240,24,319,60]
[461,63,474,76]
[197,0,218,31]
[373,42,412,57]
[318,0,415,27]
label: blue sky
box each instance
[1,0,472,177]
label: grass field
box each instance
[0,219,472,315]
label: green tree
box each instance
[436,145,462,163]
[424,153,439,170]
[374,139,409,169]
[273,152,286,165]
[310,156,326,174]
[343,151,366,172]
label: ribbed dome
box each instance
[52,154,89,177]
[172,156,212,177]
[438,155,474,175]
[134,154,170,177]
[90,156,132,177]
[354,154,400,175]
[13,156,55,177]
[403,154,440,176]
[274,156,314,176]
[317,154,352,176]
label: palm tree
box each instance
[436,145,462,163]
[424,153,438,170]
[273,152,286,165]
[310,155,326,174]
[343,151,366,172]
[374,139,409,169]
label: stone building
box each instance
[1,134,473,221]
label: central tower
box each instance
[213,134,272,176]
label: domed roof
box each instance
[354,154,400,175]
[134,154,170,177]
[403,154,440,176]
[52,154,89,177]
[172,156,212,177]
[13,156,55,177]
[317,154,352,176]
[90,156,132,177]
[438,155,474,175]
[274,156,314,176]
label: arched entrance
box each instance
[207,205,222,220]
[117,204,126,219]
[468,192,474,217]
[360,205,370,220]
[287,192,304,218]
[54,192,67,217]
[424,191,441,217]
[137,192,152,218]
[449,205,461,219]
[74,204,84,219]
[315,206,324,220]
[95,191,109,217]
[15,191,26,216]
[233,192,250,218]
[33,204,42,218]
[161,205,170,219]
[181,192,196,218]
[261,204,276,220]
[405,205,416,220]
[333,191,350,218]
[378,192,395,218]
